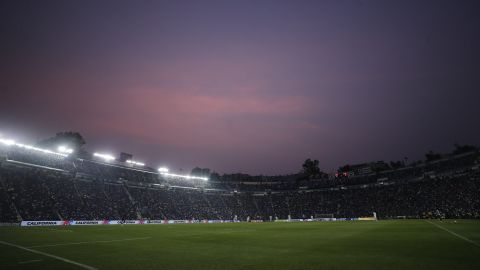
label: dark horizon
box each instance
[1,0,480,175]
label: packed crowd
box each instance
[0,162,479,223]
[1,144,479,223]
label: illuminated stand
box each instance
[1,134,208,183]
[0,137,73,159]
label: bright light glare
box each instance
[160,172,208,181]
[0,137,67,157]
[0,138,15,146]
[57,146,74,154]
[93,153,115,161]
[1,134,207,180]
[126,160,145,166]
[158,167,169,173]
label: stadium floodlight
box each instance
[94,152,115,161]
[158,167,169,173]
[160,172,208,181]
[57,146,74,154]
[126,160,145,166]
[0,137,68,157]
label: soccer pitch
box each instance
[1,220,479,270]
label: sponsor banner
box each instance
[21,221,64,226]
[358,217,376,221]
[207,220,229,223]
[260,217,374,223]
[312,218,336,222]
[146,220,167,224]
[250,220,264,223]
[340,218,359,221]
[70,220,105,225]
[146,219,234,224]
[208,220,219,223]
[22,218,362,227]
[109,220,144,225]
[168,220,190,224]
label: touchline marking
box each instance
[0,240,97,270]
[18,259,43,264]
[27,236,151,248]
[425,220,480,248]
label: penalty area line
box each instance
[425,220,480,248]
[0,240,97,270]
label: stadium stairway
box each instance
[0,175,21,222]
[123,185,142,219]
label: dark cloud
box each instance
[1,0,479,174]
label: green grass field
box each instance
[1,220,479,270]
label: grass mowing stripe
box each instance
[27,236,151,248]
[0,240,98,270]
[425,220,480,248]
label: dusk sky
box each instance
[1,0,479,175]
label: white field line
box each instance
[18,259,43,264]
[0,240,97,270]
[425,220,480,248]
[27,236,151,248]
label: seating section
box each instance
[0,146,479,222]
[0,165,479,222]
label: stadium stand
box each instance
[0,142,479,223]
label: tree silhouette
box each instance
[36,131,87,156]
[302,159,320,178]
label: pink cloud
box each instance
[77,89,314,149]
[136,92,310,116]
